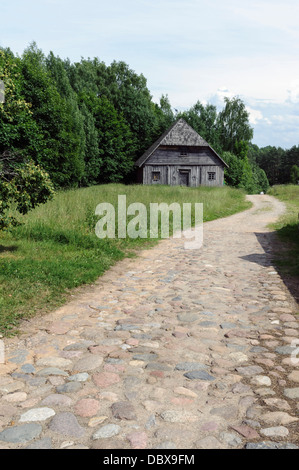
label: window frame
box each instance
[208,171,216,181]
[152,171,161,182]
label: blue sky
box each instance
[1,0,299,148]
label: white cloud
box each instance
[287,80,299,104]
[1,0,299,149]
[246,107,263,125]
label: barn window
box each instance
[179,147,188,156]
[208,172,216,180]
[152,171,161,181]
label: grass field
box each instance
[0,184,251,336]
[268,184,299,277]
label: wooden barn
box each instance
[135,118,228,187]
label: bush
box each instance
[0,154,54,229]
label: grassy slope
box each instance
[0,184,251,336]
[268,185,299,276]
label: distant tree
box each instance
[153,94,176,136]
[178,101,221,153]
[234,140,249,160]
[103,61,159,157]
[20,43,85,186]
[217,97,253,153]
[223,151,244,187]
[290,164,299,184]
[285,146,299,183]
[251,164,269,193]
[0,47,43,158]
[223,150,268,194]
[90,95,135,183]
[79,102,100,185]
[256,146,286,186]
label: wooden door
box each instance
[179,170,189,186]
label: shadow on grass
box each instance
[240,230,299,306]
[0,244,18,253]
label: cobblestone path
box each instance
[0,195,298,449]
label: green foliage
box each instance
[0,152,54,230]
[267,185,299,276]
[251,165,269,193]
[0,48,43,157]
[104,61,159,156]
[9,160,55,214]
[177,101,221,153]
[223,152,244,187]
[223,151,269,194]
[0,41,289,195]
[290,164,299,185]
[249,144,299,185]
[217,97,253,153]
[20,43,85,187]
[234,140,249,160]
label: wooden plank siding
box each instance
[142,146,224,187]
[143,164,224,187]
[147,145,219,166]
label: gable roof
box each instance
[134,118,228,168]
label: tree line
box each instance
[1,42,298,229]
[248,144,299,186]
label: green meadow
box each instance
[268,184,299,277]
[0,184,251,336]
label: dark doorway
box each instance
[179,170,189,186]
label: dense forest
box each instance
[0,42,298,202]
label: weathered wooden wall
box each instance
[147,146,219,166]
[141,146,224,187]
[142,164,224,186]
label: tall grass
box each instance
[268,184,299,276]
[0,184,251,335]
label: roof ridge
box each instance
[134,118,228,167]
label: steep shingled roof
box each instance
[134,118,228,167]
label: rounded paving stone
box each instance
[251,375,271,386]
[36,367,68,377]
[19,407,56,422]
[74,398,100,417]
[284,387,299,399]
[111,401,137,420]
[160,410,198,423]
[41,394,73,407]
[3,392,27,403]
[92,424,121,439]
[0,423,42,443]
[25,437,53,449]
[288,371,299,383]
[183,370,215,381]
[177,313,199,323]
[35,357,73,369]
[126,431,147,449]
[48,412,85,437]
[261,426,289,437]
[92,372,121,388]
[175,362,208,371]
[68,373,90,382]
[56,382,82,393]
[72,354,103,372]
